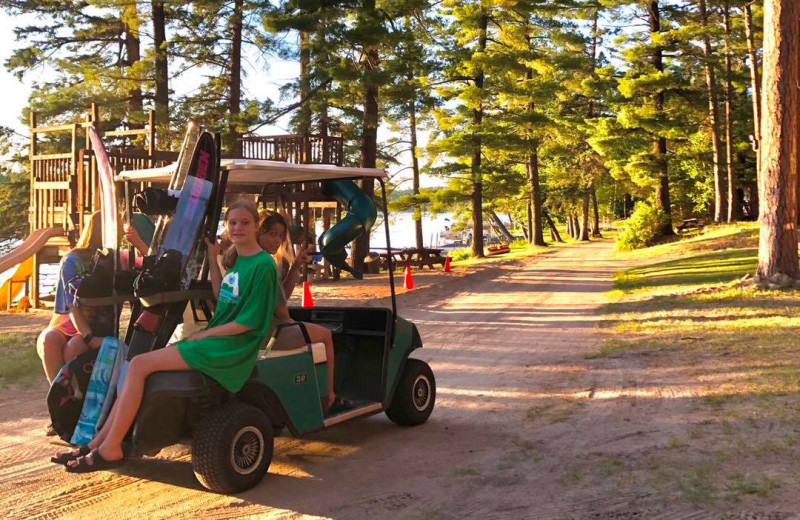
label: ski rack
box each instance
[137,288,216,308]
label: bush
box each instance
[616,203,670,251]
[448,248,472,262]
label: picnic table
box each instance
[677,218,705,233]
[379,247,448,271]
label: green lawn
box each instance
[593,224,800,504]
[0,333,41,388]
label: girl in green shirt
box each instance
[62,200,277,473]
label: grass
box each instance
[525,398,584,423]
[593,223,800,505]
[449,240,555,268]
[0,333,41,388]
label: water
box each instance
[310,212,461,251]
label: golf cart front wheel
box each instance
[386,359,436,426]
[192,403,274,493]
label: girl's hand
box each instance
[293,243,311,269]
[124,224,148,254]
[205,236,220,260]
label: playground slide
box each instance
[0,257,33,310]
[318,181,377,280]
[0,227,62,310]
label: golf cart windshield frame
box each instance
[121,168,398,322]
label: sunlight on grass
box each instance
[595,225,800,505]
[0,333,40,388]
[615,222,759,262]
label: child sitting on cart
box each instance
[59,200,278,473]
[257,212,352,415]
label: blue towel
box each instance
[71,337,121,445]
[98,339,128,428]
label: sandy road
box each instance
[1,240,659,519]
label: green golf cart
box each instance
[116,159,435,493]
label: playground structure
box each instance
[1,104,347,309]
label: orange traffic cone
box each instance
[444,256,451,273]
[403,266,414,289]
[302,281,314,308]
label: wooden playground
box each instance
[5,104,347,310]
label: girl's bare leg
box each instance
[305,323,336,402]
[67,345,188,466]
[37,329,68,384]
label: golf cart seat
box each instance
[263,342,327,364]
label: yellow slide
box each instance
[0,257,33,310]
[0,227,62,310]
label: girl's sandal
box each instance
[51,445,91,465]
[329,396,355,414]
[65,450,125,474]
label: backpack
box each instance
[47,349,99,442]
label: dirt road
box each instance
[1,240,729,519]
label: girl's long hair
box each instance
[71,211,103,265]
[259,211,294,272]
[221,200,260,269]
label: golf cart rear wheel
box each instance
[192,403,274,493]
[386,359,436,426]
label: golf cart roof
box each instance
[116,158,388,184]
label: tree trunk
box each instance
[649,0,674,235]
[571,213,579,239]
[122,4,143,125]
[353,72,379,272]
[749,182,759,218]
[756,0,800,279]
[698,0,726,222]
[623,193,632,218]
[565,214,573,238]
[353,3,380,272]
[298,31,312,138]
[544,210,563,243]
[744,2,762,182]
[410,97,423,249]
[580,192,591,241]
[152,0,169,131]
[723,0,739,222]
[228,0,243,157]
[591,184,602,237]
[524,50,546,246]
[489,211,515,242]
[470,10,488,258]
[527,135,546,246]
[526,201,533,243]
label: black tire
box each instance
[386,358,436,426]
[192,403,274,493]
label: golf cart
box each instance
[115,158,436,493]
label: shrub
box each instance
[448,248,472,262]
[616,203,670,251]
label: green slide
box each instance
[318,181,377,279]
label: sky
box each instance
[0,11,431,187]
[0,16,33,137]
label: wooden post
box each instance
[70,123,78,232]
[148,109,156,168]
[322,208,332,278]
[29,111,39,308]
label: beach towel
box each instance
[97,338,129,428]
[71,337,121,445]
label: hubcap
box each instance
[230,426,264,475]
[412,375,431,412]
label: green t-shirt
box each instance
[177,250,278,392]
